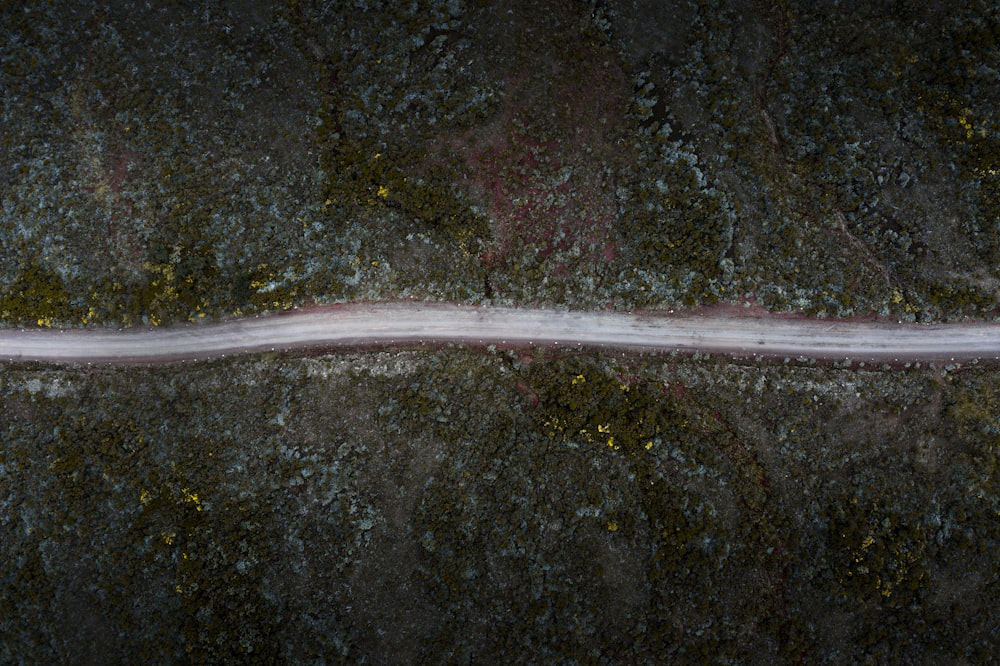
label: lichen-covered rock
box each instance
[3,1,998,325]
[2,351,998,662]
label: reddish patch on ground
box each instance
[662,381,688,401]
[616,372,641,387]
[79,142,147,268]
[468,124,619,273]
[107,148,142,193]
[514,378,540,408]
[426,22,632,293]
[101,149,146,264]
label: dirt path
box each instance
[0,302,996,365]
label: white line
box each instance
[0,302,997,365]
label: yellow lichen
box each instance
[181,488,202,511]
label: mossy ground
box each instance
[2,351,998,662]
[2,1,998,325]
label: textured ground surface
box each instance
[2,1,999,663]
[2,0,999,325]
[3,353,1000,663]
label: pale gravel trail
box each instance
[0,302,998,365]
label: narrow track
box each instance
[0,302,997,365]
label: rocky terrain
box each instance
[2,1,998,662]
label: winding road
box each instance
[1,302,998,366]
